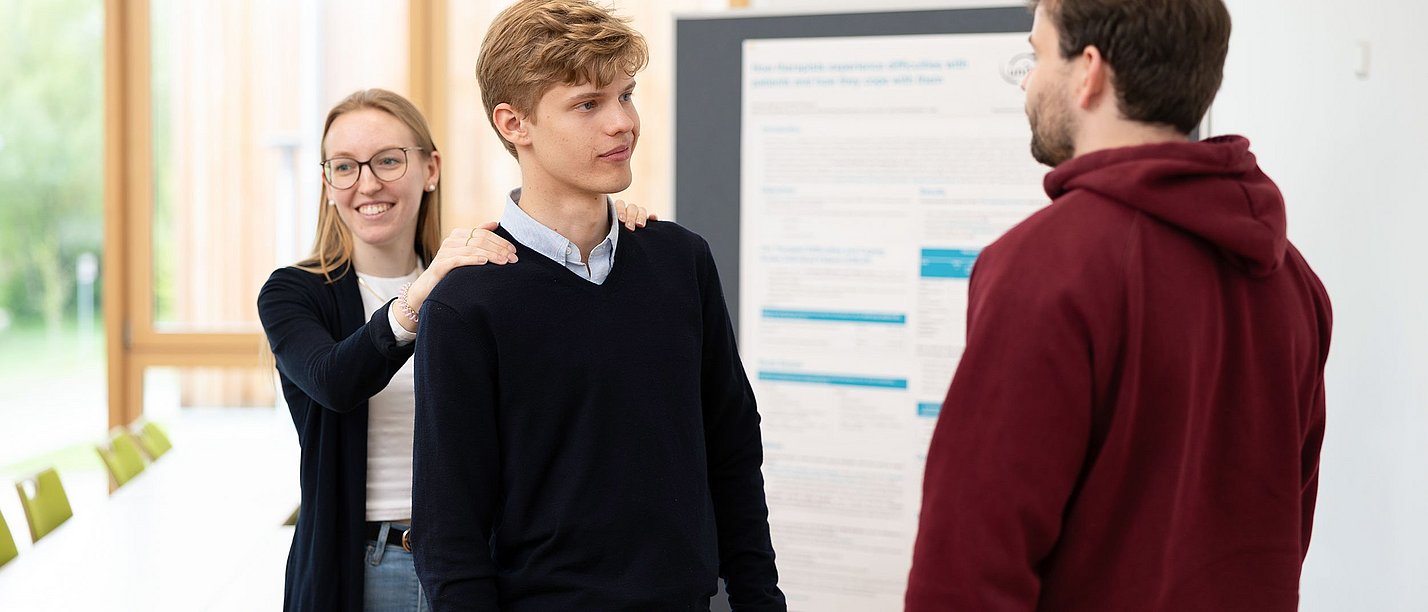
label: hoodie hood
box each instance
[1044,135,1287,277]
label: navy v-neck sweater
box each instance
[412,221,785,611]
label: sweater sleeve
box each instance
[257,267,414,413]
[695,241,787,611]
[411,298,502,611]
[904,243,1095,611]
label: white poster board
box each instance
[739,32,1046,610]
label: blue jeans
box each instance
[364,522,429,612]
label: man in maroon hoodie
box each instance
[905,1,1332,610]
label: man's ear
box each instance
[493,103,532,149]
[1075,45,1112,111]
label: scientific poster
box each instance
[739,33,1046,610]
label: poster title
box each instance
[750,59,970,88]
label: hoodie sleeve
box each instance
[904,235,1110,611]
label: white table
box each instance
[0,408,299,611]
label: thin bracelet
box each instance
[397,282,421,326]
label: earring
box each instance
[425,184,436,192]
[327,199,336,206]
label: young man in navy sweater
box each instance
[410,1,785,610]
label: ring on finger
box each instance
[465,227,477,246]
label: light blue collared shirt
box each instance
[501,189,619,285]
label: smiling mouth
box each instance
[599,144,633,161]
[357,202,393,216]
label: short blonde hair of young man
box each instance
[477,0,649,159]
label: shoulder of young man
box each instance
[1006,191,1137,257]
[427,262,525,306]
[974,191,1139,298]
[622,219,711,258]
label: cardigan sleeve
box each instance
[695,240,787,611]
[257,267,415,413]
[411,297,502,611]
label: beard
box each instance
[1026,86,1076,167]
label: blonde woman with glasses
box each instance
[258,88,652,611]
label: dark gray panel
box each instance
[675,7,1033,332]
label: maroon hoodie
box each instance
[905,136,1331,611]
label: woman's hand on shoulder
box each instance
[614,200,658,231]
[434,222,518,271]
[400,222,516,330]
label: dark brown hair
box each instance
[1032,0,1230,133]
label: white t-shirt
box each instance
[354,265,422,521]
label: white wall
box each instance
[750,0,1428,608]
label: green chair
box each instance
[14,468,73,542]
[133,420,173,460]
[1,507,18,567]
[97,428,147,488]
[283,504,299,526]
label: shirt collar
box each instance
[500,188,619,263]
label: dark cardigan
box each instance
[258,264,414,611]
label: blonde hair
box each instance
[477,0,649,158]
[295,88,442,282]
